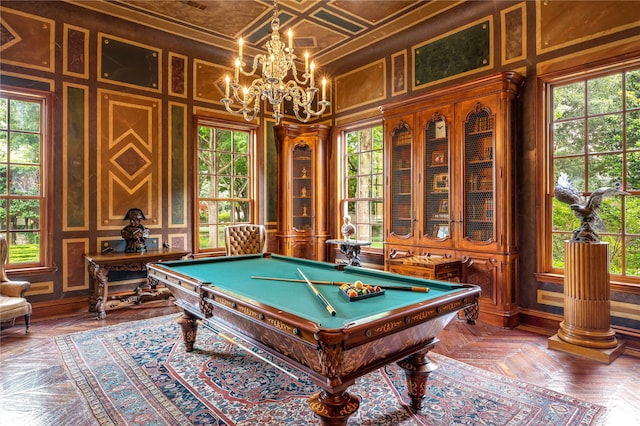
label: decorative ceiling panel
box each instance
[66,0,446,65]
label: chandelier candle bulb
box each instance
[235,58,240,81]
[288,29,292,51]
[305,51,309,72]
[238,37,243,59]
[322,78,326,100]
[310,61,315,87]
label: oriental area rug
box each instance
[56,314,605,426]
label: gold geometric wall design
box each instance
[0,7,55,72]
[536,0,640,55]
[193,58,229,104]
[24,281,54,297]
[97,89,162,230]
[63,238,89,291]
[335,59,386,113]
[63,23,89,78]
[501,2,526,65]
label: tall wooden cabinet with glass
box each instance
[422,110,453,246]
[274,123,330,261]
[386,116,415,243]
[381,72,524,328]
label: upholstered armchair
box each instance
[0,235,32,333]
[224,224,267,256]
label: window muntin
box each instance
[196,120,253,253]
[548,66,640,279]
[0,90,49,268]
[342,124,384,248]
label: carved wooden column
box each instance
[548,241,625,363]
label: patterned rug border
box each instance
[55,314,607,426]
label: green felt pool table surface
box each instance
[154,253,468,329]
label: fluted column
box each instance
[557,241,617,349]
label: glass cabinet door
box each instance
[292,143,313,232]
[423,113,451,241]
[463,102,495,243]
[389,120,413,238]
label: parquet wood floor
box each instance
[1,300,638,425]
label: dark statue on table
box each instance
[554,172,628,243]
[121,208,150,252]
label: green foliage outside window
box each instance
[196,122,252,251]
[551,68,640,278]
[343,125,384,248]
[0,94,44,265]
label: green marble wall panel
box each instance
[65,85,87,229]
[170,103,186,226]
[414,20,491,87]
[99,34,160,90]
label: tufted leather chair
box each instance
[224,224,267,256]
[0,235,32,333]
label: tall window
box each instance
[544,62,640,281]
[342,124,384,248]
[196,118,254,253]
[0,89,51,268]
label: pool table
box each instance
[147,253,480,425]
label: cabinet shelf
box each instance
[468,159,493,165]
[468,130,493,136]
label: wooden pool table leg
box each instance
[397,344,438,411]
[176,313,198,352]
[308,390,360,426]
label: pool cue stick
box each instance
[251,275,430,293]
[296,268,337,316]
[197,320,301,381]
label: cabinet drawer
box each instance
[387,257,461,282]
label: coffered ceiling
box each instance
[66,0,462,67]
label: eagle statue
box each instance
[554,172,628,243]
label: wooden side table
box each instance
[386,254,477,324]
[325,239,371,267]
[387,255,462,282]
[84,248,190,319]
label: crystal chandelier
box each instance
[221,0,330,124]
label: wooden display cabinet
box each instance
[274,124,331,261]
[386,115,416,243]
[381,72,523,327]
